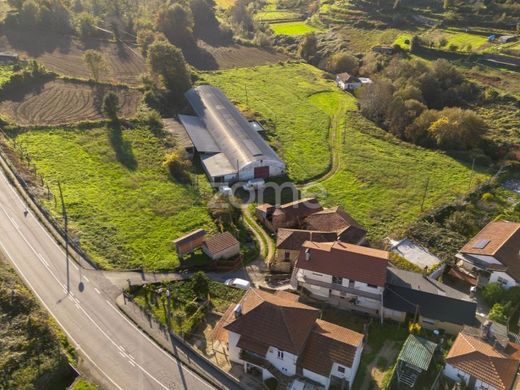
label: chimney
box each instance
[305,248,311,261]
[234,303,242,318]
[481,320,492,340]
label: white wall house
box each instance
[219,288,365,389]
[291,241,389,320]
[456,221,520,289]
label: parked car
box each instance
[242,178,265,191]
[224,278,251,290]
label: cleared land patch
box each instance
[0,79,141,126]
[270,21,324,35]
[13,126,216,270]
[184,41,289,70]
[203,64,490,240]
[0,30,146,86]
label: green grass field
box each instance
[203,63,490,240]
[270,21,323,35]
[201,63,332,182]
[15,126,216,270]
[0,65,15,87]
[255,10,302,21]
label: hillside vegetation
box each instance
[204,63,490,240]
[12,126,216,270]
[0,255,75,389]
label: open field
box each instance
[270,21,324,35]
[0,80,141,125]
[255,10,302,22]
[184,40,289,70]
[203,63,490,240]
[13,126,216,270]
[201,63,332,182]
[0,30,146,86]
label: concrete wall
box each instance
[176,236,205,256]
[302,368,329,388]
[203,242,240,260]
[383,308,407,322]
[275,249,299,264]
[228,331,244,364]
[265,347,297,376]
[489,271,518,289]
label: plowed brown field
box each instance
[0,30,146,86]
[0,80,141,125]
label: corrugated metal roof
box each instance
[185,86,285,171]
[201,153,236,177]
[178,114,220,153]
[398,335,437,371]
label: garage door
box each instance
[254,166,269,179]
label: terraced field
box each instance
[270,21,324,35]
[0,80,141,125]
[0,30,146,86]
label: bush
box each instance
[264,377,278,390]
[448,43,458,51]
[328,52,359,74]
[481,282,505,306]
[184,301,200,316]
[138,106,163,133]
[488,302,511,325]
[163,149,192,183]
[481,192,494,201]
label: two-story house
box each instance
[291,241,389,321]
[443,325,520,390]
[214,289,364,389]
[456,221,520,289]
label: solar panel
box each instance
[473,239,490,249]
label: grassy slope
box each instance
[202,63,332,182]
[0,256,74,389]
[204,64,490,240]
[15,126,216,270]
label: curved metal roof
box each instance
[185,85,285,171]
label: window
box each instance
[332,276,343,285]
[277,350,284,360]
[284,251,291,261]
[214,176,225,183]
[497,276,508,286]
[337,366,345,374]
[312,272,323,277]
[367,283,378,288]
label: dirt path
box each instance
[360,340,400,390]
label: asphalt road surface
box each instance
[0,168,230,390]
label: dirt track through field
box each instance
[0,80,142,125]
[0,30,146,86]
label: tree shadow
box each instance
[182,43,219,71]
[107,122,138,170]
[3,28,72,57]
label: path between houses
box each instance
[359,341,400,390]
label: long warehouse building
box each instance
[180,85,286,185]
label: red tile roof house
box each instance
[213,288,364,389]
[291,241,389,323]
[255,198,323,233]
[443,326,520,390]
[456,221,520,289]
[202,232,240,260]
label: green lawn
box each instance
[270,21,323,35]
[14,126,216,270]
[202,63,490,240]
[0,65,15,87]
[70,378,97,390]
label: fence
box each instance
[119,293,243,390]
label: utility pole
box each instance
[58,181,70,294]
[420,177,430,212]
[467,158,476,192]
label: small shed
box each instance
[396,335,437,387]
[498,35,516,44]
[0,52,18,63]
[173,229,207,257]
[202,232,240,260]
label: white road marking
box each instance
[84,276,89,282]
[128,360,136,367]
[94,287,101,295]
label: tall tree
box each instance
[147,41,192,100]
[102,91,120,121]
[83,50,107,82]
[155,4,194,48]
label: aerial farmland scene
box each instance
[0,0,519,389]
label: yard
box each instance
[10,125,216,270]
[270,21,324,35]
[130,276,244,335]
[203,63,490,241]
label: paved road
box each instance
[0,169,228,390]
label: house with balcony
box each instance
[443,325,520,390]
[291,241,389,321]
[212,289,364,389]
[456,221,520,289]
